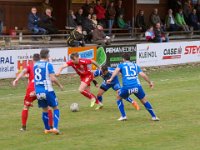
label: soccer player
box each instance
[107,53,159,121]
[12,53,53,131]
[56,52,103,109]
[34,49,63,134]
[94,65,140,110]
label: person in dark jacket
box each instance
[92,24,111,45]
[106,1,116,35]
[28,7,46,34]
[82,14,95,43]
[39,8,59,34]
[135,10,146,32]
[82,0,92,17]
[189,8,200,30]
[165,9,179,31]
[67,25,85,47]
[76,8,84,25]
[67,10,77,28]
[154,23,169,43]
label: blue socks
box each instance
[42,112,50,130]
[117,100,126,117]
[53,109,60,129]
[97,96,103,102]
[125,97,134,103]
[144,101,156,118]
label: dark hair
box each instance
[40,49,49,59]
[70,52,79,60]
[101,65,108,72]
[33,53,40,61]
[122,53,130,61]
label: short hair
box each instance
[70,52,79,60]
[101,65,108,72]
[122,53,130,61]
[33,53,40,62]
[40,49,49,59]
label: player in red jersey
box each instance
[12,54,53,131]
[56,52,103,109]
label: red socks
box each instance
[21,109,28,126]
[48,109,53,128]
[81,90,99,104]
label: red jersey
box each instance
[67,58,92,76]
[26,63,34,88]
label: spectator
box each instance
[94,0,106,26]
[145,26,155,41]
[88,7,94,16]
[136,10,146,32]
[189,8,200,30]
[170,0,183,12]
[175,8,190,31]
[165,9,179,31]
[28,7,46,34]
[150,8,162,26]
[82,0,92,17]
[39,8,59,34]
[91,14,98,28]
[92,24,111,45]
[104,0,110,10]
[76,8,84,25]
[0,8,4,34]
[67,25,85,47]
[67,10,77,28]
[42,0,53,13]
[82,14,95,43]
[183,0,193,23]
[106,1,116,35]
[154,23,169,43]
[115,0,125,18]
[117,14,130,29]
[197,2,200,21]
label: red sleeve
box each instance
[66,60,73,66]
[80,58,92,65]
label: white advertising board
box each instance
[137,0,159,4]
[0,47,68,79]
[137,41,200,67]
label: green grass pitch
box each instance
[0,64,200,150]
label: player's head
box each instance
[70,52,79,64]
[33,53,40,63]
[122,53,130,61]
[101,65,108,75]
[40,49,50,60]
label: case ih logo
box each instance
[184,46,200,55]
[163,47,182,59]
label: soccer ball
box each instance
[70,103,79,112]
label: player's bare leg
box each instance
[78,82,100,107]
[140,97,159,121]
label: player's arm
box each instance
[139,72,154,89]
[12,68,28,86]
[107,68,120,84]
[56,63,69,76]
[50,74,64,90]
[91,60,100,69]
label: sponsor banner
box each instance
[0,50,17,78]
[137,41,200,67]
[0,47,68,79]
[97,45,136,68]
[68,46,97,73]
[137,0,159,4]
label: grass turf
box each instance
[0,64,200,150]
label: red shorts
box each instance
[24,85,36,107]
[80,74,94,86]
